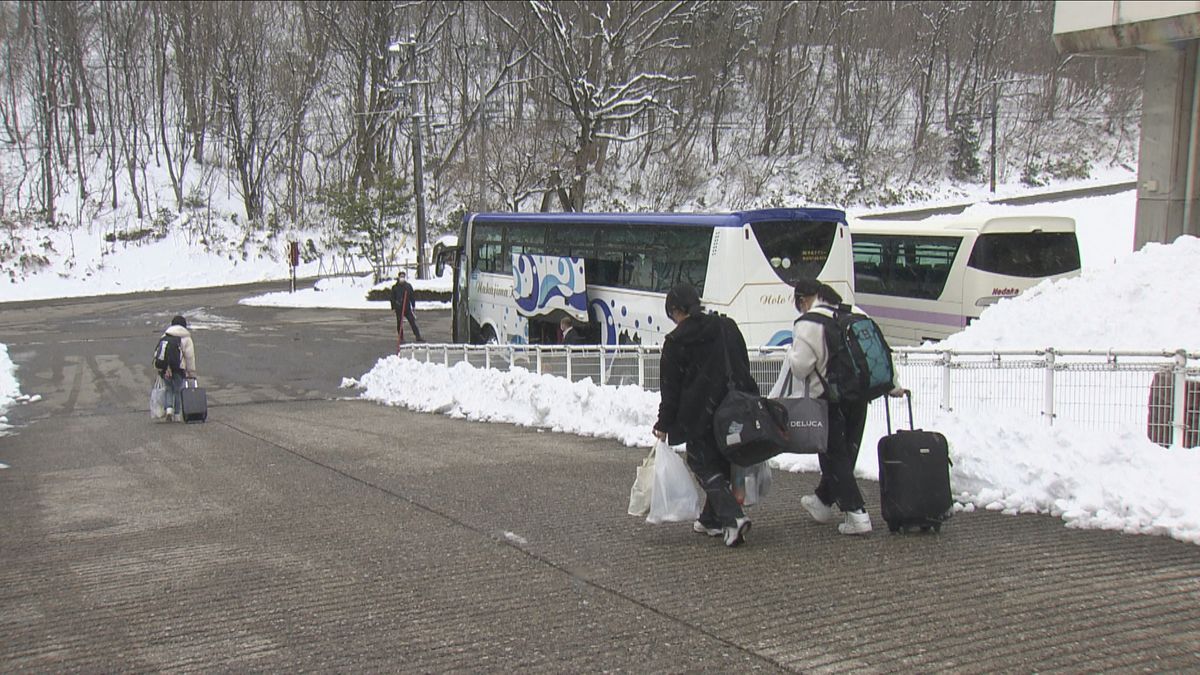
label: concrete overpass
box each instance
[1054,1,1200,248]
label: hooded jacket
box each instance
[164,324,197,378]
[655,312,759,445]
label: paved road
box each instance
[2,283,1198,672]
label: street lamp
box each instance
[388,39,428,279]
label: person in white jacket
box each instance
[769,279,904,535]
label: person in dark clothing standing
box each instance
[560,316,587,345]
[652,283,759,547]
[390,271,423,346]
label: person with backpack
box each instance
[770,278,905,535]
[153,315,197,422]
[390,271,423,347]
[652,284,759,547]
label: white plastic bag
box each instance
[149,376,167,420]
[646,440,705,524]
[733,462,772,507]
[627,447,655,516]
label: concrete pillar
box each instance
[1135,40,1200,249]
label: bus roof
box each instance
[467,207,846,228]
[849,214,1075,235]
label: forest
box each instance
[0,0,1142,236]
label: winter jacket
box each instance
[164,324,197,378]
[769,303,900,400]
[391,280,416,314]
[655,312,759,446]
[561,327,588,345]
[769,303,834,400]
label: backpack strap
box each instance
[795,312,839,399]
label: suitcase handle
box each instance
[184,378,199,389]
[883,391,915,435]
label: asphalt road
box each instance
[2,282,1198,672]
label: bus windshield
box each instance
[967,232,1080,278]
[750,219,837,285]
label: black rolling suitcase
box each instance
[878,393,952,533]
[180,378,208,423]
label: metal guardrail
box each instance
[397,344,1200,449]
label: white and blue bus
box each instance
[432,209,854,348]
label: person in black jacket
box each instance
[560,316,587,345]
[652,284,759,547]
[390,271,423,345]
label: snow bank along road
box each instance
[0,285,1197,671]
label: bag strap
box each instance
[797,311,836,398]
[716,316,737,390]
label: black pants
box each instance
[685,433,744,528]
[814,400,869,512]
[394,308,422,342]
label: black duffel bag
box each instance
[713,388,790,465]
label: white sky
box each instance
[2,185,1199,546]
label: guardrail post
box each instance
[637,346,646,388]
[442,346,449,367]
[536,345,544,375]
[599,347,608,386]
[1043,348,1056,426]
[940,351,953,412]
[484,345,491,370]
[565,346,573,381]
[1172,349,1187,447]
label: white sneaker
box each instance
[692,521,723,537]
[724,517,751,547]
[165,407,174,417]
[838,509,873,535]
[801,495,837,524]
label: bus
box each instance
[433,209,854,347]
[848,214,1081,346]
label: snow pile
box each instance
[240,274,452,310]
[1,344,28,437]
[941,235,1200,351]
[348,356,661,449]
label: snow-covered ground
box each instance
[238,274,452,311]
[3,186,1199,546]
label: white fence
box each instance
[396,344,1200,449]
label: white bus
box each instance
[433,209,855,347]
[848,214,1081,345]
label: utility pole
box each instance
[408,43,428,280]
[990,80,998,194]
[389,39,428,280]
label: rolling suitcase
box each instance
[878,392,952,533]
[180,378,208,423]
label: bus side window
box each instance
[624,252,653,290]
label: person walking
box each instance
[652,283,759,547]
[156,315,197,423]
[390,270,423,347]
[771,278,903,535]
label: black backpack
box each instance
[153,333,182,374]
[799,304,895,404]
